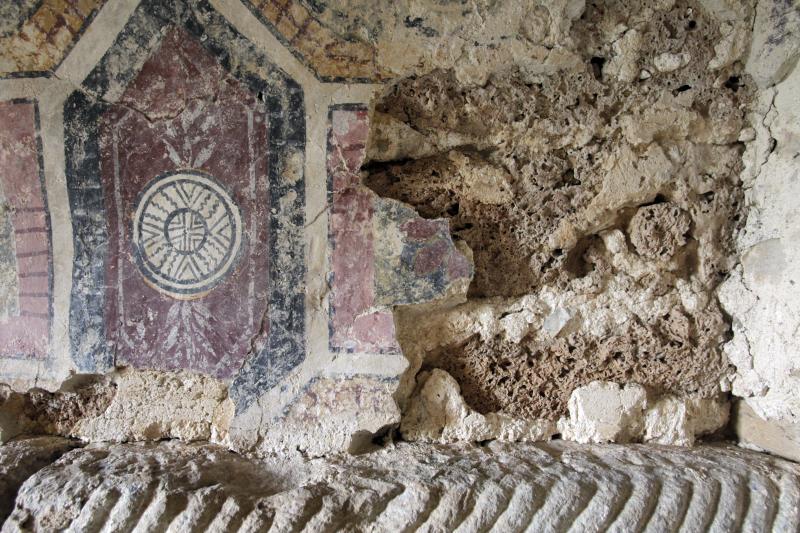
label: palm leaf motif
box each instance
[149,300,241,375]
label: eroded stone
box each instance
[3,439,800,532]
[368,0,753,442]
[0,437,79,522]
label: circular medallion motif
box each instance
[132,171,242,299]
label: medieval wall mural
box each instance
[0,0,468,449]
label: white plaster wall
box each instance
[718,0,800,458]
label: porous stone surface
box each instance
[3,439,800,532]
[367,0,758,441]
[628,203,692,261]
[394,227,734,429]
[400,369,556,443]
[0,380,115,444]
[0,437,79,522]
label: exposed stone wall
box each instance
[368,0,757,444]
[719,0,800,461]
[0,0,798,462]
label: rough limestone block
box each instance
[0,381,115,444]
[0,437,79,522]
[72,368,233,443]
[558,381,648,443]
[401,369,555,443]
[557,380,728,445]
[3,440,799,532]
[735,401,800,463]
[643,395,729,446]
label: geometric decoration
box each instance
[132,170,242,300]
[64,1,306,412]
[242,0,385,82]
[0,99,53,359]
[0,0,106,78]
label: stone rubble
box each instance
[0,437,79,522]
[368,0,760,445]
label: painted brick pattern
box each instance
[0,100,52,359]
[244,0,384,82]
[0,0,106,77]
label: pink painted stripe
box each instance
[14,227,48,234]
[0,100,50,360]
[329,108,397,353]
[13,210,46,230]
[17,255,48,272]
[19,310,48,320]
[15,248,49,258]
[19,295,48,314]
[19,276,48,293]
[16,271,48,278]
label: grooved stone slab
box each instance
[2,440,798,532]
[0,437,79,522]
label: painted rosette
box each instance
[132,170,243,299]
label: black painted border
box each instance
[64,0,307,411]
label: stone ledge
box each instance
[2,439,798,532]
[0,437,80,523]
